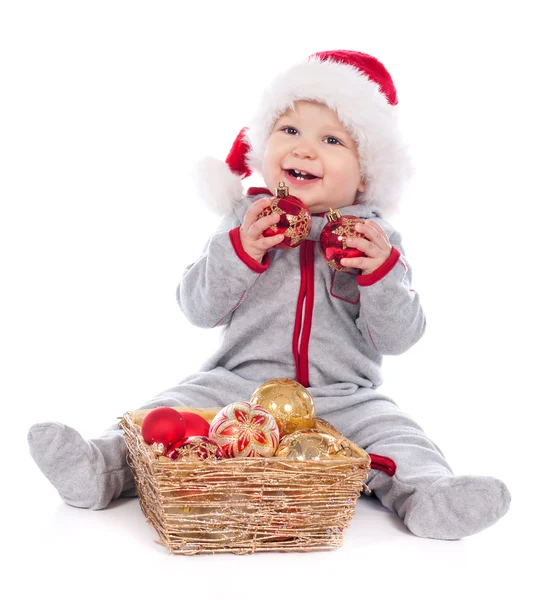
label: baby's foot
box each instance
[404,475,510,540]
[27,422,134,510]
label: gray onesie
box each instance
[27,191,510,539]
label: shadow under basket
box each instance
[120,408,371,555]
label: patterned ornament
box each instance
[275,429,352,461]
[179,412,211,438]
[249,378,316,437]
[141,407,187,455]
[258,181,312,249]
[319,208,366,274]
[166,436,227,461]
[209,402,280,458]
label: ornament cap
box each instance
[275,181,290,198]
[325,207,342,223]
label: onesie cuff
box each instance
[356,246,401,286]
[229,227,271,274]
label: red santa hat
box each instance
[194,50,413,217]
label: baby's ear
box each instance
[357,178,367,194]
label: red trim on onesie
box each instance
[356,246,400,286]
[293,243,309,385]
[368,454,397,477]
[366,327,379,352]
[212,290,247,328]
[229,227,270,273]
[298,242,315,387]
[247,187,271,196]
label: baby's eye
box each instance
[324,136,342,145]
[281,126,298,135]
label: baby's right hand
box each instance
[239,197,285,264]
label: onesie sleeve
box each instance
[176,209,270,328]
[355,220,426,355]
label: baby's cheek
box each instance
[261,146,278,183]
[262,161,281,191]
[335,172,362,204]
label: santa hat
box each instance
[194,50,413,217]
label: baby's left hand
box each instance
[341,220,392,275]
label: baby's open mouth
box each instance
[287,168,319,181]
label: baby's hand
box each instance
[341,220,392,275]
[240,197,285,264]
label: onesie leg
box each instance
[27,397,187,510]
[27,370,256,510]
[28,422,135,510]
[402,474,510,540]
[323,398,510,540]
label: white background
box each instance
[2,1,552,597]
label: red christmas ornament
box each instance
[319,208,366,274]
[258,181,312,249]
[141,407,187,455]
[179,412,210,438]
[166,436,227,461]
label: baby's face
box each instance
[261,101,365,214]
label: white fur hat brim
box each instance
[246,56,413,216]
[191,156,245,216]
[193,53,413,218]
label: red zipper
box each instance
[293,241,315,387]
[246,188,317,388]
[277,210,398,480]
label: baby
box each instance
[28,49,510,539]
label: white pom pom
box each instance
[191,157,245,216]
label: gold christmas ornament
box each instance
[275,429,352,461]
[315,418,342,437]
[249,378,316,437]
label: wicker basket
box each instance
[120,407,370,555]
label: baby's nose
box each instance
[293,143,316,159]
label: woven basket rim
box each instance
[120,410,371,467]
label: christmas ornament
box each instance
[319,208,366,274]
[257,181,312,249]
[209,402,280,458]
[166,436,227,461]
[179,412,211,438]
[275,429,352,461]
[315,418,342,437]
[141,407,187,455]
[249,378,316,437]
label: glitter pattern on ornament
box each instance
[208,401,280,458]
